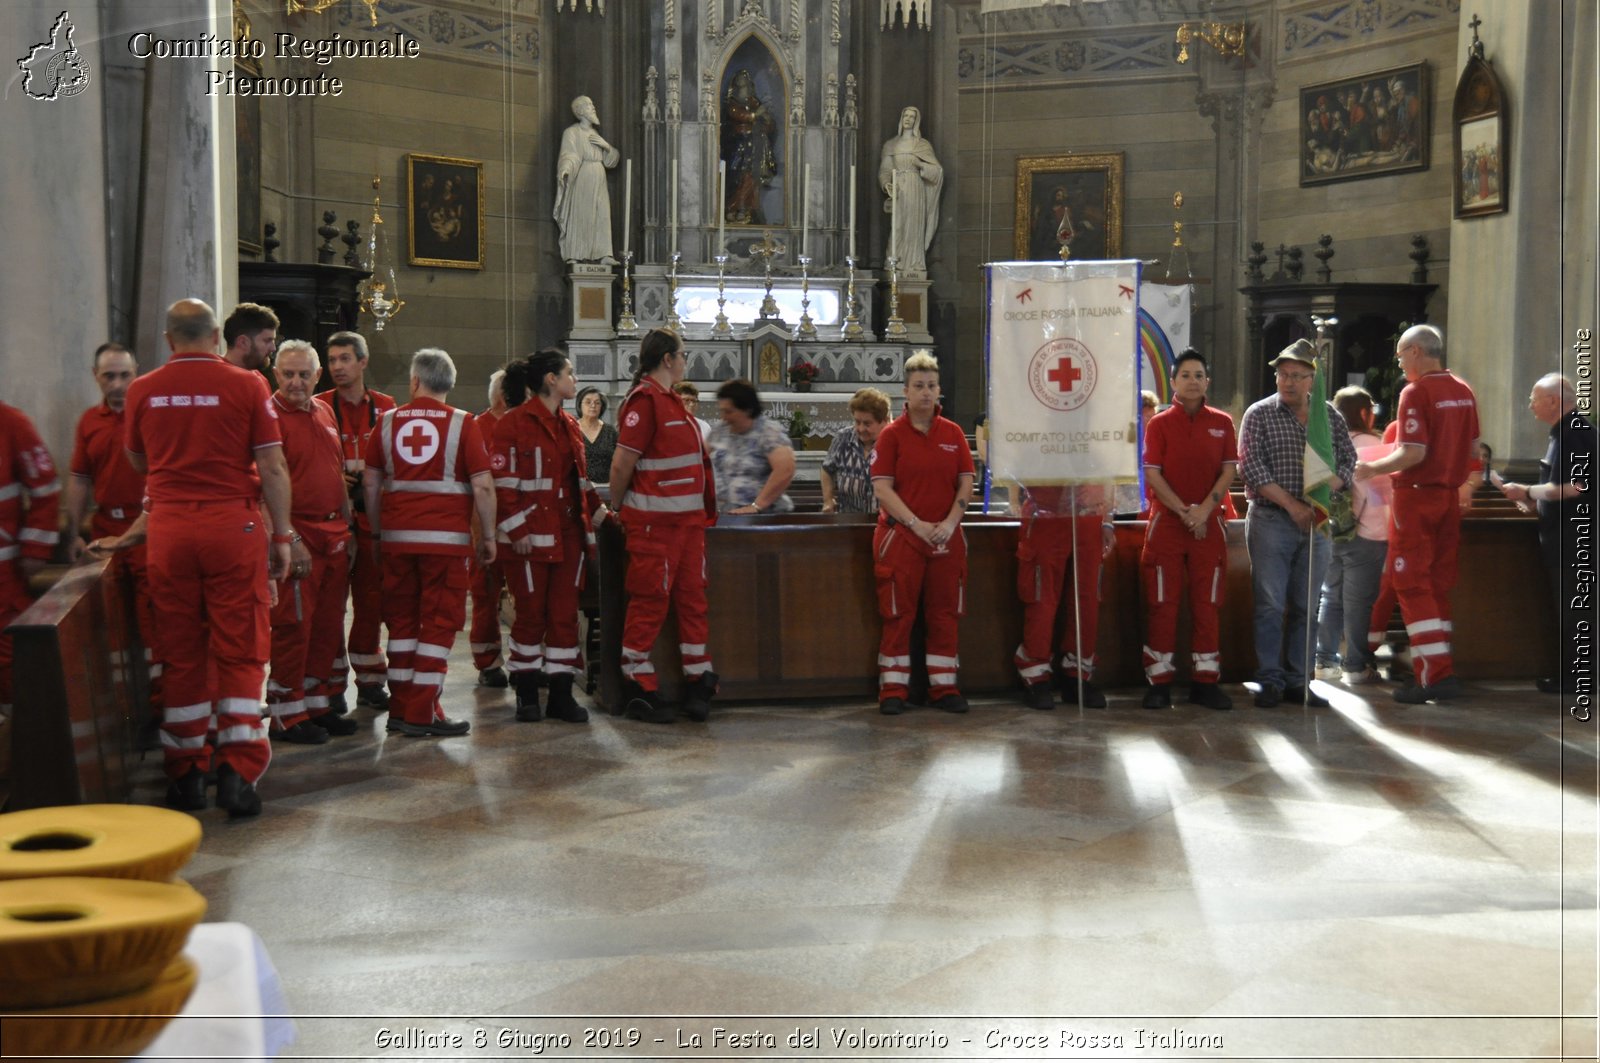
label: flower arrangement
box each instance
[787,360,820,387]
[785,407,813,441]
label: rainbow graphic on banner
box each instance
[1137,307,1176,404]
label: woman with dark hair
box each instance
[576,386,616,485]
[490,348,607,723]
[709,378,795,514]
[608,328,719,723]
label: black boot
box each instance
[514,672,543,722]
[624,681,675,724]
[681,671,719,722]
[544,674,588,723]
[215,764,261,819]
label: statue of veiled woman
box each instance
[878,106,943,275]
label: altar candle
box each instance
[668,159,678,255]
[621,158,632,256]
[718,161,727,248]
[889,176,897,264]
[802,163,811,259]
[848,163,857,260]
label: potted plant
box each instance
[787,359,819,392]
[786,407,813,445]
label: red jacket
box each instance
[364,397,490,557]
[614,376,716,526]
[490,399,601,562]
[0,402,60,575]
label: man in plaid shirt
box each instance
[1238,339,1357,708]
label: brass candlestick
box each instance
[616,250,639,334]
[795,255,817,339]
[841,255,864,341]
[712,254,732,338]
[666,251,683,333]
[884,256,906,339]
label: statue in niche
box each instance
[721,69,778,225]
[879,106,943,275]
[553,95,620,264]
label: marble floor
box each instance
[134,650,1600,1062]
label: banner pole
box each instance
[1304,521,1316,707]
[1069,488,1084,710]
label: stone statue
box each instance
[878,106,943,275]
[553,95,620,264]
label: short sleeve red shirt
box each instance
[1143,402,1238,504]
[870,409,974,524]
[70,403,146,532]
[273,394,347,522]
[1394,371,1480,487]
[125,353,282,505]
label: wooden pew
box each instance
[597,511,1551,708]
[4,561,150,809]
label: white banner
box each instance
[1136,281,1192,407]
[985,261,1142,485]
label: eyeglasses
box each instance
[1274,369,1314,382]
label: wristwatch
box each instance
[271,531,303,545]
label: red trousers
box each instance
[147,503,271,784]
[1014,514,1103,685]
[114,546,162,712]
[0,577,33,710]
[468,556,505,671]
[1387,485,1460,686]
[620,520,711,693]
[875,523,967,701]
[342,527,386,690]
[381,552,470,725]
[267,532,351,730]
[500,535,585,677]
[1141,508,1228,684]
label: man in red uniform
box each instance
[316,330,397,712]
[609,328,719,724]
[470,368,510,688]
[871,351,975,716]
[362,348,496,737]
[0,398,60,712]
[65,344,160,708]
[1140,349,1238,711]
[126,298,292,818]
[1354,324,1479,703]
[265,341,359,744]
[1013,484,1113,710]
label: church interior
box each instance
[1,0,1597,1058]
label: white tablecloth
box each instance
[140,922,295,1061]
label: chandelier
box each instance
[1175,20,1247,62]
[285,0,381,25]
[357,177,404,331]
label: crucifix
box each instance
[749,231,787,321]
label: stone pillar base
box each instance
[568,263,617,340]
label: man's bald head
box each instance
[165,299,219,348]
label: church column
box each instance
[1447,1,1565,463]
[0,2,112,462]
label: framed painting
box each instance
[1013,153,1124,262]
[1299,62,1430,186]
[234,57,262,254]
[406,153,485,269]
[1452,48,1508,218]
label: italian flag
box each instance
[1304,362,1339,524]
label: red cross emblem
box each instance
[396,419,440,464]
[1046,357,1083,394]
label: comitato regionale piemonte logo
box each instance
[17,11,91,101]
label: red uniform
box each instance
[469,408,507,672]
[491,401,601,680]
[0,403,60,708]
[870,408,974,701]
[316,386,396,694]
[1014,487,1106,688]
[70,401,158,704]
[266,395,351,733]
[1141,402,1238,684]
[614,376,717,693]
[1387,371,1479,686]
[125,354,281,784]
[365,397,490,725]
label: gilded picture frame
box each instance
[406,153,485,270]
[1299,62,1430,186]
[1013,153,1124,262]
